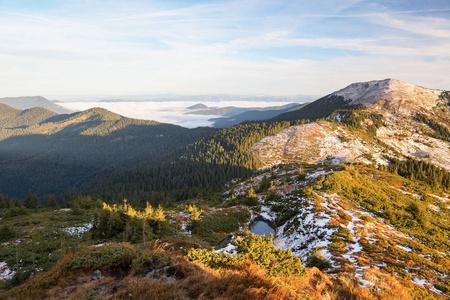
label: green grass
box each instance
[0,208,95,289]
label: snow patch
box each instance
[65,223,93,236]
[0,262,15,280]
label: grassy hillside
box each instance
[0,161,447,299]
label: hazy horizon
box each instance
[58,99,304,128]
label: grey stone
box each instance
[161,276,176,283]
[92,269,102,282]
[98,284,107,292]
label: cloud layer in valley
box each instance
[58,100,296,128]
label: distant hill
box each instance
[187,103,307,128]
[0,103,58,128]
[0,106,214,198]
[210,103,307,128]
[0,96,72,114]
[187,103,208,110]
[187,106,249,116]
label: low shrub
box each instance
[306,248,332,270]
[0,224,15,242]
[188,232,306,277]
[131,250,175,273]
[62,243,137,271]
[4,206,28,218]
[190,210,250,245]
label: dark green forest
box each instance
[86,121,297,204]
[0,105,215,198]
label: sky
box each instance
[1,0,450,100]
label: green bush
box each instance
[329,240,346,250]
[188,232,306,277]
[361,214,374,222]
[190,211,250,245]
[334,226,353,242]
[306,249,332,270]
[0,224,15,242]
[434,283,449,293]
[243,197,259,206]
[187,248,242,269]
[4,206,28,218]
[63,244,137,271]
[132,250,175,272]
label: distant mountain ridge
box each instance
[0,103,58,128]
[0,96,72,114]
[1,78,448,199]
[91,78,450,203]
[209,103,307,128]
[187,103,307,128]
[0,105,214,198]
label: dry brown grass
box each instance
[1,244,444,300]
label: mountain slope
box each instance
[272,78,446,122]
[0,104,59,128]
[210,103,306,128]
[0,96,72,114]
[0,107,214,198]
[332,78,442,114]
[256,79,450,171]
[226,162,450,297]
[89,79,449,204]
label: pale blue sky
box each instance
[1,0,449,99]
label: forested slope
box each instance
[0,107,214,198]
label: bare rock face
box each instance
[250,122,388,167]
[332,78,443,115]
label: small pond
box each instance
[250,218,275,237]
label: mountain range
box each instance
[0,96,72,114]
[0,104,213,198]
[1,78,448,199]
[0,78,449,298]
[187,102,307,128]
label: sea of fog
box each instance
[59,100,295,128]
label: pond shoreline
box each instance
[249,215,276,237]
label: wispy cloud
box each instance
[0,0,449,98]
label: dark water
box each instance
[250,220,275,237]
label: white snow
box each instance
[64,223,93,236]
[396,245,412,252]
[0,262,15,280]
[216,243,237,255]
[90,242,112,248]
[306,170,334,180]
[259,206,275,222]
